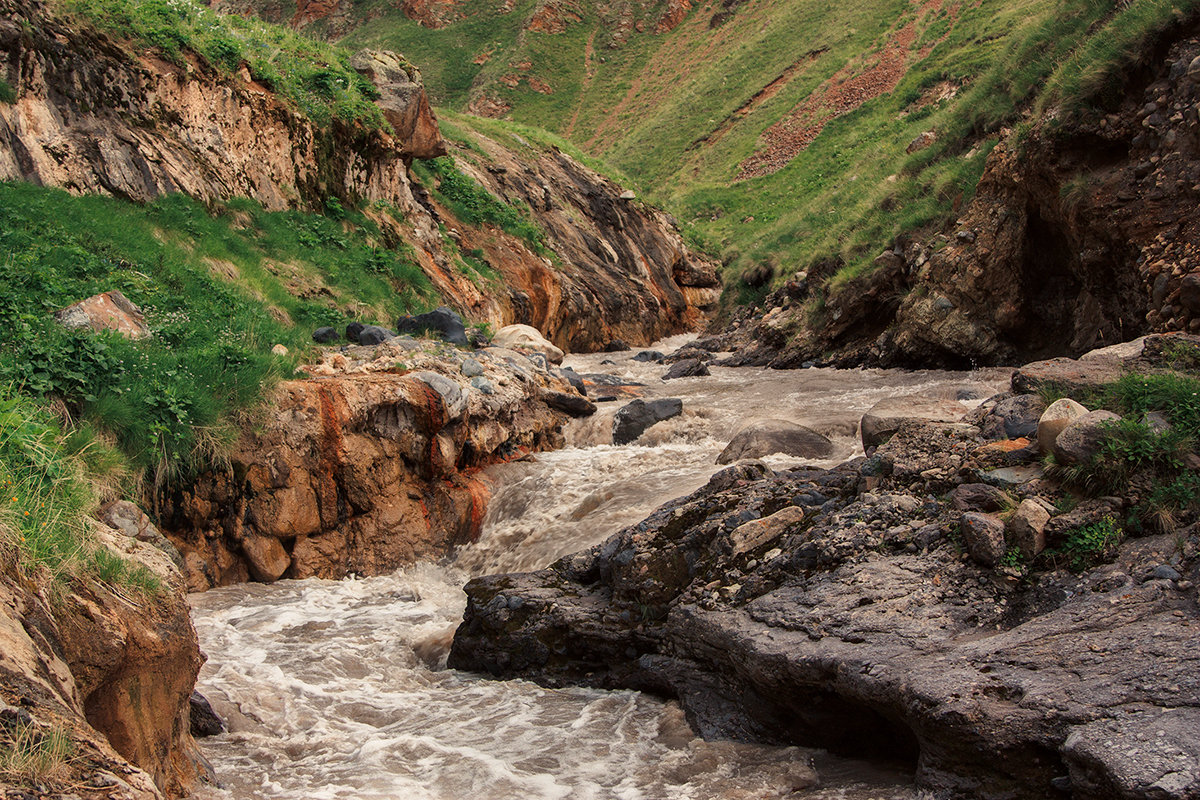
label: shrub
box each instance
[1043,516,1123,572]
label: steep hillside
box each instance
[247,0,1196,296]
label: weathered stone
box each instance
[470,376,496,395]
[978,464,1044,488]
[724,506,806,556]
[53,290,150,339]
[947,483,1010,512]
[357,324,396,346]
[1037,397,1089,453]
[705,460,775,493]
[491,324,565,364]
[461,358,485,377]
[313,326,339,343]
[1053,410,1122,465]
[540,389,596,417]
[1012,357,1123,395]
[189,691,225,738]
[860,395,967,449]
[978,394,1045,440]
[1063,709,1200,799]
[612,398,683,445]
[1007,498,1052,559]
[241,533,291,582]
[604,339,631,352]
[663,358,710,380]
[349,49,445,159]
[1179,272,1200,312]
[396,306,468,346]
[960,511,1007,566]
[717,419,833,464]
[632,350,665,362]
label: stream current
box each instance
[190,336,1009,800]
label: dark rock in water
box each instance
[663,358,710,380]
[396,306,468,346]
[541,389,597,418]
[716,419,833,464]
[663,345,715,364]
[603,339,631,352]
[189,691,224,737]
[613,398,683,445]
[580,373,645,387]
[346,321,366,342]
[312,326,339,344]
[357,324,396,346]
[947,483,1010,512]
[632,350,665,363]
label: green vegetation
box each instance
[0,392,160,590]
[412,157,549,254]
[57,0,390,127]
[0,181,435,482]
[0,78,15,105]
[1042,516,1123,572]
[1049,372,1200,532]
[0,721,74,783]
[339,0,1200,298]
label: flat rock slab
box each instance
[1012,357,1124,395]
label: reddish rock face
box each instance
[159,347,580,588]
[53,291,151,339]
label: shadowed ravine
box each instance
[189,339,1010,799]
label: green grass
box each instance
[0,720,75,784]
[0,78,15,104]
[0,181,436,481]
[1048,372,1200,532]
[56,0,391,128]
[411,156,549,254]
[334,0,1200,300]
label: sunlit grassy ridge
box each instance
[55,0,395,127]
[339,0,1199,291]
[0,182,436,481]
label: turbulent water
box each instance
[190,336,1009,800]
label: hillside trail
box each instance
[189,335,1008,799]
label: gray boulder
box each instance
[961,512,1006,567]
[357,324,396,346]
[717,419,833,464]
[978,394,1045,440]
[1053,410,1122,466]
[613,398,683,445]
[312,326,339,344]
[663,358,710,380]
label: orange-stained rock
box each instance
[161,345,576,587]
[350,50,446,159]
[53,291,150,339]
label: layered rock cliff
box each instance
[159,341,594,589]
[0,511,202,799]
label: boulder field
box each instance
[449,337,1200,800]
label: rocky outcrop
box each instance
[450,353,1200,798]
[0,512,202,799]
[159,340,587,588]
[717,26,1200,369]
[437,131,721,352]
[0,0,442,212]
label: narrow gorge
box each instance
[1,1,1198,799]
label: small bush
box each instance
[0,722,74,784]
[1043,516,1123,572]
[0,78,16,104]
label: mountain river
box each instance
[189,336,1011,800]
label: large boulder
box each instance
[612,398,683,445]
[1053,410,1122,466]
[349,50,446,159]
[396,306,468,346]
[717,419,833,464]
[492,324,565,364]
[960,512,1006,567]
[541,389,596,418]
[53,290,150,339]
[1007,498,1053,560]
[1037,398,1089,453]
[860,395,967,449]
[357,324,396,346]
[976,394,1045,440]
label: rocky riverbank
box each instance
[0,505,202,799]
[159,336,595,589]
[449,334,1200,799]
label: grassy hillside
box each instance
[339,0,1197,295]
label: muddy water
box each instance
[190,338,1009,800]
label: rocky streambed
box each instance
[185,335,1025,799]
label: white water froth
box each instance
[190,341,1008,799]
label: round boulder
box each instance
[717,419,833,464]
[663,358,710,380]
[1052,410,1122,466]
[1037,398,1089,453]
[492,324,565,364]
[613,398,683,445]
